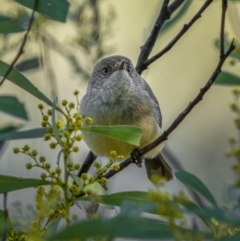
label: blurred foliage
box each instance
[0,0,115,85]
[0,0,116,157]
[226,89,240,185]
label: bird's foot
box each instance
[131,149,144,168]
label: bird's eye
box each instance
[127,67,131,73]
[102,67,109,75]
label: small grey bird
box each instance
[80,55,173,181]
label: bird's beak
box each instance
[118,60,126,70]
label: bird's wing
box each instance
[141,78,162,128]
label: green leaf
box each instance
[0,125,21,151]
[69,173,83,188]
[15,57,40,72]
[51,98,61,144]
[0,14,24,34]
[0,125,22,135]
[43,217,61,239]
[79,191,180,215]
[81,191,149,206]
[15,0,70,23]
[0,60,64,114]
[175,171,218,207]
[83,181,107,196]
[215,71,240,86]
[0,175,52,193]
[221,234,240,241]
[81,125,143,146]
[49,215,211,241]
[0,127,47,141]
[185,203,240,226]
[0,209,13,237]
[0,95,28,120]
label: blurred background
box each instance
[0,0,240,216]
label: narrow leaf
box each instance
[0,125,22,154]
[215,71,240,86]
[0,175,52,193]
[0,60,63,114]
[0,95,28,120]
[0,209,12,237]
[15,57,40,72]
[15,0,70,23]
[221,234,240,241]
[83,182,107,196]
[80,191,182,215]
[51,98,61,144]
[176,171,218,207]
[0,127,47,141]
[80,191,149,206]
[81,125,143,146]
[0,14,24,34]
[49,215,211,240]
[185,203,240,227]
[43,217,61,239]
[69,173,83,188]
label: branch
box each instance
[168,0,186,13]
[2,192,8,241]
[0,0,38,86]
[139,48,234,155]
[143,0,213,71]
[135,0,171,74]
[103,0,234,180]
[77,151,96,178]
[220,0,227,57]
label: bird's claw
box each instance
[131,149,144,168]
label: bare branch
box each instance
[0,0,38,86]
[135,0,171,74]
[77,151,97,178]
[168,0,186,13]
[2,192,8,241]
[220,0,227,56]
[144,0,213,71]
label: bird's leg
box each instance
[131,149,144,167]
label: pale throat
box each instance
[101,70,135,104]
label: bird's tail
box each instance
[145,154,173,181]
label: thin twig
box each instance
[89,0,101,59]
[168,0,186,13]
[135,0,171,74]
[220,0,227,56]
[103,0,234,179]
[2,192,8,241]
[143,0,213,72]
[0,0,38,86]
[77,151,97,178]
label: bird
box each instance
[80,55,173,181]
